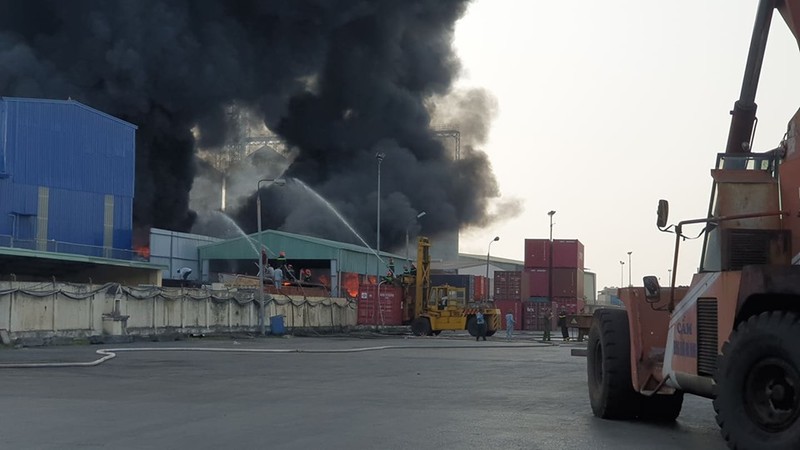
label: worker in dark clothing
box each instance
[542,308,552,342]
[387,257,396,277]
[475,312,487,341]
[558,310,569,341]
[286,264,296,281]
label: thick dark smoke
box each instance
[0,0,503,250]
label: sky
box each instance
[453,0,800,291]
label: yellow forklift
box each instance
[401,237,501,336]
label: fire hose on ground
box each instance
[0,343,553,369]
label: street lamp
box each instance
[627,251,633,287]
[405,211,426,263]
[619,260,625,288]
[376,152,385,281]
[256,177,286,335]
[486,236,500,297]
[548,210,556,308]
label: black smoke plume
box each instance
[0,0,503,250]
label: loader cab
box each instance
[699,152,787,273]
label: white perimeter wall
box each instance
[0,282,356,339]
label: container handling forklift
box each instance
[587,1,800,448]
[400,237,500,337]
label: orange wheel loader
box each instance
[587,1,800,448]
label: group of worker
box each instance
[488,309,570,342]
[381,257,416,284]
[259,250,314,290]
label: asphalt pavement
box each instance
[0,333,727,450]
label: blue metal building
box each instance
[0,97,136,258]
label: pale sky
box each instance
[454,0,800,291]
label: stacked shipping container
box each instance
[520,238,585,330]
[493,271,522,300]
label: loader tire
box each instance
[639,391,684,422]
[587,308,642,419]
[467,317,479,337]
[714,311,800,450]
[411,318,432,337]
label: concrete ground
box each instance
[0,333,727,450]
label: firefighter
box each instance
[387,257,396,277]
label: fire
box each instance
[342,272,360,298]
[135,246,151,259]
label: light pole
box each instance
[256,177,286,335]
[375,153,386,328]
[486,236,500,298]
[376,152,385,281]
[405,211,426,264]
[627,251,633,287]
[667,269,672,288]
[619,260,625,288]
[548,210,556,308]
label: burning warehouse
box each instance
[196,230,411,298]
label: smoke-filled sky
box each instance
[0,0,503,249]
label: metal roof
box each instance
[0,97,137,129]
[198,229,410,274]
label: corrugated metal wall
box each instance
[0,97,136,255]
[1,98,135,196]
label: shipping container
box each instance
[524,238,550,268]
[552,239,584,269]
[584,271,597,303]
[521,268,549,298]
[494,300,523,330]
[473,275,488,300]
[357,284,403,326]
[522,300,557,331]
[493,271,522,300]
[431,274,475,301]
[552,268,585,298]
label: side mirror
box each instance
[657,200,669,229]
[643,276,661,302]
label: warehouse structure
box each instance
[0,97,162,284]
[198,229,411,297]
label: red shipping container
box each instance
[521,268,549,298]
[552,239,584,269]
[552,268,585,298]
[473,276,487,300]
[524,239,550,268]
[493,271,522,300]
[522,300,556,331]
[357,284,403,326]
[494,300,523,330]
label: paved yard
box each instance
[0,335,726,449]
